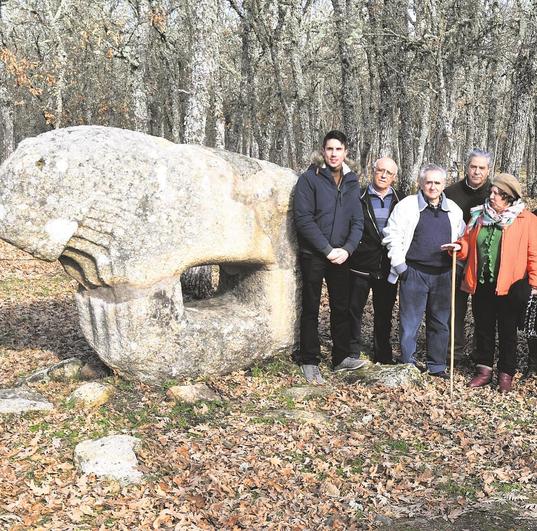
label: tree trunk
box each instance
[288,1,312,168]
[331,0,362,159]
[500,20,537,177]
[182,0,220,298]
[183,0,218,144]
[0,61,14,161]
[528,105,537,198]
[44,0,69,129]
[131,0,151,133]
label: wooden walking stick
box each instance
[450,249,457,398]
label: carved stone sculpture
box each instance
[0,126,299,383]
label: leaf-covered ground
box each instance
[1,240,536,530]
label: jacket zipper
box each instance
[328,178,342,244]
[364,190,399,274]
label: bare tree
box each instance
[500,9,537,176]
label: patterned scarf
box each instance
[468,198,525,230]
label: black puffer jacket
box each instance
[294,159,363,256]
[348,187,404,278]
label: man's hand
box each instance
[440,243,461,252]
[327,248,349,265]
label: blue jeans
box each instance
[399,266,451,373]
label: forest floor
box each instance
[1,239,536,530]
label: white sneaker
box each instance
[300,364,326,384]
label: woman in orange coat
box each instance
[443,174,537,392]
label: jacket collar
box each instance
[418,190,450,212]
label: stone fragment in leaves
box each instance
[344,363,423,387]
[166,383,220,403]
[0,126,299,384]
[270,409,330,426]
[74,434,142,484]
[17,357,83,385]
[0,387,53,414]
[281,385,329,401]
[69,382,115,408]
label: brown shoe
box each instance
[468,365,493,388]
[498,372,513,393]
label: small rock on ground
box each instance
[345,363,423,388]
[281,386,329,401]
[69,382,115,408]
[166,383,220,403]
[270,409,330,427]
[17,357,83,385]
[74,435,142,484]
[0,388,53,414]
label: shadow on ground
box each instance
[378,507,537,530]
[1,298,95,361]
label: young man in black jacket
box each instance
[348,157,403,364]
[294,130,364,383]
[444,148,491,359]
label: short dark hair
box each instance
[323,130,348,148]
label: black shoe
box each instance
[374,357,396,365]
[430,370,449,380]
[414,362,427,373]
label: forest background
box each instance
[1,2,537,528]
[1,0,537,197]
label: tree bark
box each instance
[500,17,537,177]
[131,0,151,133]
[183,0,218,144]
[182,0,220,298]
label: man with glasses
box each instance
[445,149,492,359]
[348,157,404,364]
[382,164,465,377]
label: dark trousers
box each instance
[472,281,518,376]
[349,273,397,363]
[399,266,451,373]
[299,252,350,366]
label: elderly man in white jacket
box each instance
[382,163,465,378]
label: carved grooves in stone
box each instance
[60,219,114,289]
[60,247,105,289]
[61,195,138,289]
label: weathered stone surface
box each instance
[0,126,299,384]
[344,363,423,387]
[0,388,53,414]
[281,386,329,401]
[18,357,84,385]
[166,383,220,403]
[69,382,115,408]
[74,434,142,484]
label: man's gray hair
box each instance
[418,163,447,185]
[465,148,493,170]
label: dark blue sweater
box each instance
[406,206,451,271]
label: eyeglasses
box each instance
[374,168,396,178]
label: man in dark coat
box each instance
[293,130,364,383]
[348,157,404,364]
[444,148,491,358]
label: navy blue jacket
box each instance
[294,163,364,256]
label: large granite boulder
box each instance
[0,126,299,384]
